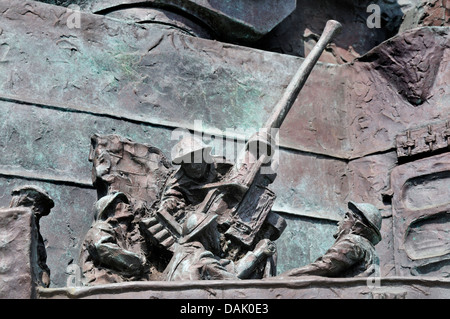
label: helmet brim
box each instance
[348,201,382,243]
[96,192,129,220]
[180,213,217,244]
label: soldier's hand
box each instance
[255,239,276,256]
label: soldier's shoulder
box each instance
[341,234,375,249]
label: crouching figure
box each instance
[278,201,382,279]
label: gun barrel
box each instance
[263,20,342,130]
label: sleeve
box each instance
[84,222,145,276]
[158,175,186,215]
[194,251,238,280]
[281,238,363,277]
[84,222,116,246]
[94,243,145,276]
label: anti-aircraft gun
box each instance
[192,20,343,271]
[139,20,342,277]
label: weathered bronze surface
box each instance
[0,0,448,299]
[0,185,54,297]
[83,133,284,283]
[37,277,450,299]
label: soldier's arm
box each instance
[194,251,238,280]
[279,238,362,278]
[139,181,185,246]
[156,178,186,235]
[87,222,146,276]
[94,242,146,276]
[235,239,276,279]
[159,186,186,212]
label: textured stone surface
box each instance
[0,99,174,185]
[255,0,420,64]
[37,277,450,299]
[347,152,398,209]
[0,208,36,299]
[0,0,299,144]
[274,214,337,276]
[271,151,348,221]
[390,153,450,277]
[34,0,428,64]
[2,1,446,160]
[400,0,450,32]
[345,26,449,158]
[87,0,297,42]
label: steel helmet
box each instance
[95,192,130,220]
[180,212,218,244]
[10,185,54,216]
[348,201,382,244]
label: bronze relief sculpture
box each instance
[8,185,54,288]
[0,0,448,301]
[79,130,384,284]
[80,131,284,283]
[72,19,387,284]
[70,19,385,284]
[0,15,389,292]
[72,21,346,284]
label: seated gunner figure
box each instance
[141,135,233,249]
[160,135,233,225]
